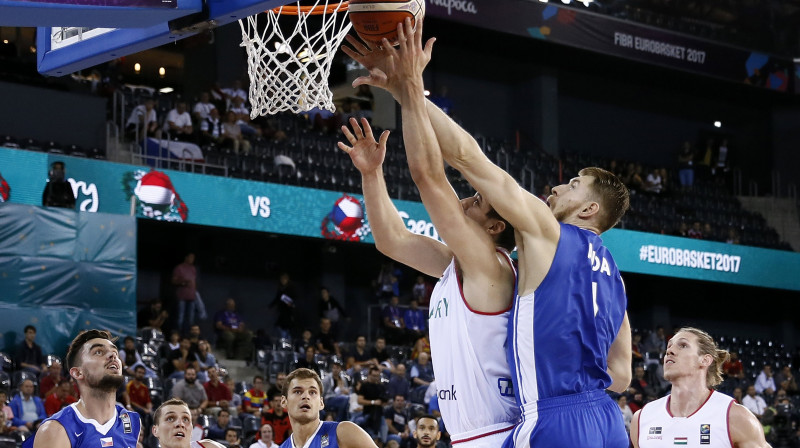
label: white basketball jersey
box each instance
[427,250,520,444]
[638,390,734,448]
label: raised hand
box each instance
[338,117,390,174]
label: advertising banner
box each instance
[1,147,798,291]
[425,0,793,92]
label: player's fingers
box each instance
[350,117,365,139]
[361,117,374,137]
[378,130,391,147]
[340,45,362,62]
[424,37,436,58]
[341,125,357,144]
[337,141,352,153]
[397,21,408,51]
[408,17,419,49]
[345,34,371,55]
[382,38,399,59]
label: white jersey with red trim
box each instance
[427,249,520,446]
[638,390,734,448]
[192,440,226,448]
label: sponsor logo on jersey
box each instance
[438,384,457,401]
[429,297,449,319]
[120,412,132,433]
[497,378,514,397]
[649,427,662,435]
[321,434,329,447]
[647,427,663,441]
[700,423,710,444]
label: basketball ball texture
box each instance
[349,0,425,46]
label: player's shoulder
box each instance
[193,440,226,448]
[31,419,69,448]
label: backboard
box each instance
[1,0,294,76]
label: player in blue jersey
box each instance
[279,368,376,448]
[344,18,633,448]
[151,398,225,448]
[26,329,141,448]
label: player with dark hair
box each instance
[26,329,140,448]
[151,398,225,448]
[632,327,770,447]
[278,368,375,448]
[413,415,441,448]
[344,18,632,448]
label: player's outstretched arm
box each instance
[386,18,506,290]
[32,420,71,448]
[728,403,772,448]
[630,410,641,448]
[337,420,379,448]
[424,90,558,241]
[339,118,452,277]
[606,312,632,393]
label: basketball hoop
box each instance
[239,0,350,117]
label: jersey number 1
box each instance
[592,282,599,317]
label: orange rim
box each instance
[270,1,349,15]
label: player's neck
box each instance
[289,419,322,447]
[76,389,118,425]
[668,380,712,417]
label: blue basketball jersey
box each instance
[279,421,339,448]
[23,403,140,448]
[508,223,627,408]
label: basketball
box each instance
[348,0,426,46]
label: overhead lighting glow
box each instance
[714,121,722,128]
[424,90,430,96]
[134,62,141,74]
[158,67,166,77]
[159,87,174,93]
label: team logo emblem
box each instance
[700,424,710,444]
[321,434,329,447]
[320,194,370,241]
[123,169,188,222]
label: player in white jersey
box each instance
[340,20,519,445]
[151,398,226,448]
[632,328,770,448]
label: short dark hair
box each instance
[217,409,230,417]
[486,207,516,251]
[282,368,323,397]
[153,398,189,425]
[24,325,36,333]
[253,375,264,383]
[184,366,197,374]
[417,414,439,426]
[134,365,146,373]
[578,167,630,232]
[124,336,135,344]
[66,329,117,370]
[225,428,239,437]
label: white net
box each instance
[239,0,351,117]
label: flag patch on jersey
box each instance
[649,427,662,435]
[673,437,687,445]
[100,437,114,447]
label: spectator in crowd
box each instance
[250,423,278,448]
[0,390,14,424]
[125,99,158,141]
[243,375,267,415]
[41,161,75,209]
[172,252,199,334]
[775,365,797,395]
[413,414,441,448]
[193,92,217,122]
[229,96,260,136]
[259,394,290,445]
[16,325,45,375]
[293,329,314,355]
[410,335,430,361]
[375,262,400,300]
[616,395,633,432]
[410,352,434,392]
[322,358,351,422]
[703,222,715,241]
[165,337,197,380]
[726,227,741,245]
[382,295,406,345]
[294,346,321,376]
[225,427,243,448]
[755,364,777,398]
[161,330,182,359]
[714,139,730,179]
[627,391,644,414]
[411,276,433,308]
[621,162,643,191]
[644,326,667,369]
[44,380,76,416]
[698,138,714,181]
[314,318,341,358]
[203,367,233,417]
[269,272,298,340]
[223,80,248,108]
[138,298,169,330]
[266,372,287,400]
[0,409,17,435]
[214,298,254,361]
[194,339,217,382]
[207,408,233,440]
[224,376,244,415]
[369,337,391,368]
[190,407,204,442]
[357,366,387,443]
[628,365,657,398]
[537,184,552,204]
[200,108,225,147]
[318,287,347,334]
[222,111,251,155]
[346,336,372,374]
[386,364,409,401]
[38,360,63,399]
[403,299,427,344]
[384,394,411,446]
[10,379,46,432]
[732,387,744,404]
[163,101,194,141]
[120,336,146,377]
[742,385,767,419]
[170,366,208,414]
[127,365,152,416]
[631,333,644,364]
[677,141,695,190]
[643,167,663,195]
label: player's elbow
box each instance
[608,369,632,394]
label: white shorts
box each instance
[451,424,515,448]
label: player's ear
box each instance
[281,395,287,409]
[579,201,600,218]
[69,366,82,381]
[700,354,713,367]
[151,424,158,437]
[486,219,506,236]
